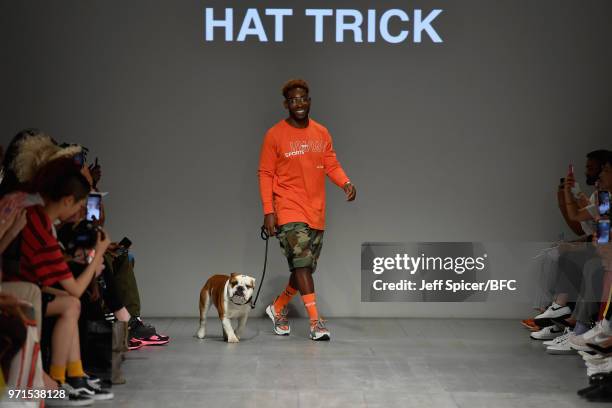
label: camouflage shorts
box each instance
[277,222,324,272]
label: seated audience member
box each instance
[0,145,47,402]
[57,216,133,384]
[79,160,169,347]
[535,153,610,351]
[5,131,168,346]
[526,151,609,343]
[560,151,612,330]
[576,231,612,401]
[118,253,170,346]
[0,189,31,397]
[2,157,113,405]
[0,129,82,199]
[572,155,612,342]
[0,292,28,394]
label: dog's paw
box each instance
[227,336,239,343]
[196,329,206,339]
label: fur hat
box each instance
[11,134,82,183]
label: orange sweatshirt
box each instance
[258,119,350,230]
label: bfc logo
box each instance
[284,140,324,158]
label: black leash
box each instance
[251,226,270,309]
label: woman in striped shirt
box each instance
[3,157,112,401]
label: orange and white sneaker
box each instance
[309,319,331,341]
[521,318,540,331]
[265,303,290,336]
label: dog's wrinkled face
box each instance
[227,273,255,305]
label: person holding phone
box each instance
[557,151,610,239]
[85,193,102,222]
[2,157,113,403]
[594,161,612,247]
[528,152,612,339]
[565,155,612,226]
[258,79,356,341]
[74,155,170,349]
[596,190,611,245]
[560,153,612,348]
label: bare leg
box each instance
[114,307,131,322]
[43,372,59,389]
[291,267,314,295]
[68,327,82,363]
[556,293,569,306]
[46,296,81,368]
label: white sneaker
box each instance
[534,303,572,320]
[593,322,612,343]
[543,328,571,346]
[586,356,610,367]
[265,303,290,336]
[530,325,565,340]
[546,334,576,355]
[569,321,606,351]
[578,350,604,362]
[309,319,331,341]
[586,357,612,377]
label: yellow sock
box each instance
[301,293,319,322]
[50,365,66,384]
[0,369,5,393]
[67,360,85,378]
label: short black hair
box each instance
[31,157,90,203]
[282,79,309,98]
[586,149,611,164]
[601,151,612,167]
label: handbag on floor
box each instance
[1,307,44,407]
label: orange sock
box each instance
[50,365,66,384]
[273,284,297,312]
[67,360,85,378]
[301,293,319,322]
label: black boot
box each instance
[584,375,612,402]
[578,373,612,397]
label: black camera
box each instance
[61,220,100,255]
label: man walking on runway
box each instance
[258,79,356,341]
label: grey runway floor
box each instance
[111,318,607,408]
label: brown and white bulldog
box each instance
[196,273,255,343]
